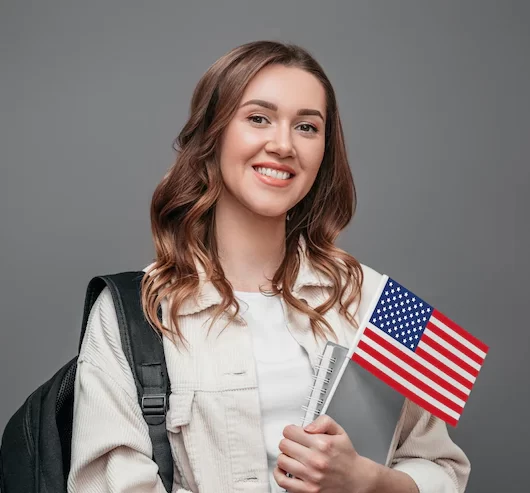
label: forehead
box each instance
[240,64,326,113]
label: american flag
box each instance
[351,277,489,426]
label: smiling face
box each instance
[217,64,327,219]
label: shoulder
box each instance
[80,286,119,362]
[77,283,140,400]
[83,265,154,354]
[359,263,384,293]
[334,257,383,307]
[357,263,385,323]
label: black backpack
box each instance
[0,272,173,493]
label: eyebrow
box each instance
[240,99,325,121]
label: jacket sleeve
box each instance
[67,288,192,493]
[391,399,471,493]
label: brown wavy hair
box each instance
[141,40,364,347]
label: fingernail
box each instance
[304,423,316,432]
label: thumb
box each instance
[304,414,345,436]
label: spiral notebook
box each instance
[301,341,406,465]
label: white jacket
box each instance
[68,249,470,493]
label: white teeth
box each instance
[255,167,291,180]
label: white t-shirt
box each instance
[234,290,314,493]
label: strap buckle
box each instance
[141,394,167,417]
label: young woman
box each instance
[68,41,470,493]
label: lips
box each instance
[251,162,296,176]
[252,166,293,188]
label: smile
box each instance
[252,166,294,188]
[254,166,292,180]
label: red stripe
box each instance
[363,328,469,402]
[352,352,459,427]
[357,340,464,415]
[415,346,474,390]
[426,321,485,366]
[421,334,480,378]
[432,309,489,353]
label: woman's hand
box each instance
[272,414,380,493]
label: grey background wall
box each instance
[2,1,529,491]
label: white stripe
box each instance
[424,328,481,371]
[418,341,476,384]
[355,348,461,420]
[362,335,467,407]
[366,324,471,394]
[430,315,487,359]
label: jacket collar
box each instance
[147,236,333,316]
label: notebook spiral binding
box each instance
[299,351,338,424]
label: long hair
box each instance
[141,40,364,346]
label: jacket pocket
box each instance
[166,391,199,492]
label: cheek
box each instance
[298,140,325,179]
[221,122,264,165]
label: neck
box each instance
[214,191,286,293]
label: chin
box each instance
[252,210,288,220]
[246,204,289,220]
[240,195,290,219]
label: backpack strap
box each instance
[80,271,173,493]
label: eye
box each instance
[247,115,270,125]
[296,123,318,133]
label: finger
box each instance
[273,465,306,493]
[304,413,346,436]
[283,422,344,454]
[276,453,310,482]
[282,424,315,448]
[279,437,313,466]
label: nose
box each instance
[264,123,295,159]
